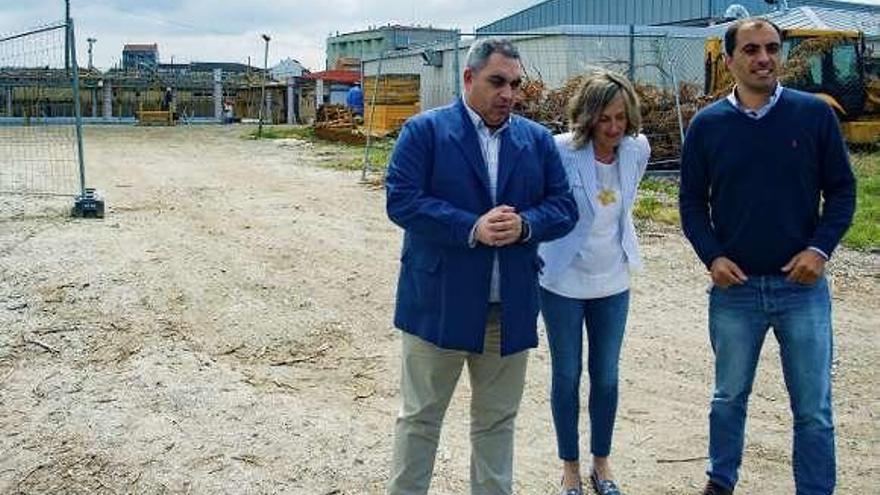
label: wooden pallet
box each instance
[137,110,174,126]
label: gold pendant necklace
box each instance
[598,188,617,205]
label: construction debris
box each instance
[316,104,355,128]
[513,75,713,167]
[314,104,366,145]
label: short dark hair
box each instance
[465,38,520,73]
[724,17,782,57]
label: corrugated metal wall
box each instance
[477,0,880,33]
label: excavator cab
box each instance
[780,29,866,119]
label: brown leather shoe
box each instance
[702,480,733,495]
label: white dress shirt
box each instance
[463,97,509,303]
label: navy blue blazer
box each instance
[386,99,577,355]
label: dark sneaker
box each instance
[702,480,733,495]
[590,470,622,495]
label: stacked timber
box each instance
[314,104,366,144]
[316,104,354,128]
[363,74,420,134]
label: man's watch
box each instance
[519,218,531,242]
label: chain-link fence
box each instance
[2,58,311,126]
[360,26,711,176]
[360,22,880,178]
[0,20,85,197]
[61,69,295,124]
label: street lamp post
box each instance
[258,34,271,138]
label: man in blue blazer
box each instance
[385,38,577,494]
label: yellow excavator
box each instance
[705,28,880,145]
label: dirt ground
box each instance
[0,125,877,494]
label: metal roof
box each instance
[302,69,361,84]
[122,44,158,51]
[476,0,880,33]
[764,5,880,35]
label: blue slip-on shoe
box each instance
[590,470,623,495]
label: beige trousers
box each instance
[387,308,530,495]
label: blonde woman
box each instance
[538,71,650,495]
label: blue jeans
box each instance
[540,288,630,461]
[707,275,835,495]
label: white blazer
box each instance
[539,132,651,287]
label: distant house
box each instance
[326,25,457,70]
[271,58,307,81]
[122,43,158,72]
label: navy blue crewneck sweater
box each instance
[680,88,856,276]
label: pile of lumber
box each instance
[314,104,366,144]
[315,104,354,128]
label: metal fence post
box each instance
[628,24,636,82]
[665,35,686,145]
[258,34,270,137]
[361,52,384,181]
[65,0,70,71]
[68,18,86,198]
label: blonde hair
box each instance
[567,70,641,149]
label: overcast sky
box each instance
[0,0,539,71]
[2,0,879,71]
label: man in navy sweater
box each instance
[680,18,856,495]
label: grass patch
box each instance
[364,140,394,169]
[634,177,680,225]
[323,138,394,172]
[844,152,880,251]
[638,176,679,196]
[245,125,315,140]
[246,124,396,174]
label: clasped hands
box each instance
[710,250,826,289]
[475,205,522,247]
